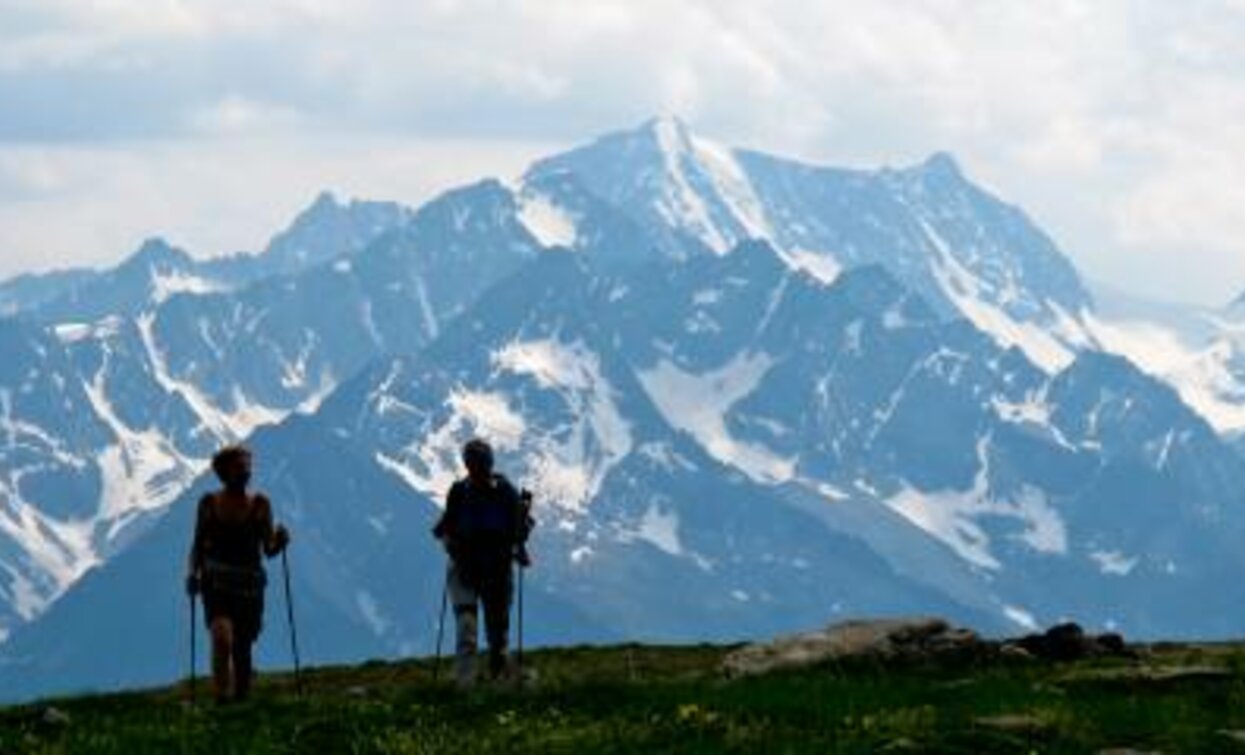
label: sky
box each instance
[0,0,1243,305]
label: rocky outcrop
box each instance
[722,617,982,677]
[1005,623,1133,662]
[722,618,1135,677]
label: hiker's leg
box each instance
[209,616,235,702]
[232,597,262,701]
[232,638,254,701]
[483,572,513,679]
[448,565,479,688]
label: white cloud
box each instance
[0,136,553,274]
[186,95,303,136]
[0,0,1243,301]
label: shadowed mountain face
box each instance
[0,251,1001,701]
[0,182,540,642]
[3,118,1245,701]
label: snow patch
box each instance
[637,442,698,473]
[379,388,527,502]
[1087,312,1245,434]
[1003,605,1039,631]
[83,361,194,522]
[151,271,224,304]
[356,590,390,637]
[921,219,1076,373]
[518,190,579,248]
[137,312,278,439]
[414,277,440,340]
[1090,550,1138,577]
[884,436,1068,570]
[628,504,684,557]
[52,323,91,344]
[638,352,794,483]
[691,134,774,242]
[493,339,633,510]
[652,118,730,253]
[692,288,723,306]
[780,248,841,285]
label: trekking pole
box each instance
[515,488,534,688]
[280,549,303,696]
[516,559,525,686]
[188,591,198,706]
[432,567,449,682]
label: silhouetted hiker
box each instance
[186,446,291,704]
[432,439,534,688]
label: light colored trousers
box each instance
[447,562,513,687]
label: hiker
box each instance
[433,438,534,687]
[186,445,291,703]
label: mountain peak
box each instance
[641,114,695,148]
[299,190,345,222]
[917,151,964,181]
[123,238,193,271]
[1228,289,1245,312]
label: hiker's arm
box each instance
[432,484,457,543]
[257,495,290,557]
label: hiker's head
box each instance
[461,438,494,479]
[212,445,252,490]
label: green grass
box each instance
[5,643,1245,753]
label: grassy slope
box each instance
[5,643,1245,754]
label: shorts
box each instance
[203,589,264,643]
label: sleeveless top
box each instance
[197,493,269,595]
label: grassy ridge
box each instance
[5,643,1245,753]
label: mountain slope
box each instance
[7,116,1245,700]
[526,117,1092,372]
[0,182,541,637]
[0,250,1000,700]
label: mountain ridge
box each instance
[5,117,1245,700]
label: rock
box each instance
[974,714,1049,733]
[879,737,922,751]
[40,707,70,727]
[1098,633,1127,655]
[722,617,984,677]
[1008,622,1133,662]
[999,644,1034,661]
[1219,730,1245,744]
[345,685,370,699]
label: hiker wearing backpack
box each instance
[186,446,291,704]
[433,438,534,688]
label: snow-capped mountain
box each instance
[0,185,535,641]
[1084,282,1245,437]
[526,116,1092,372]
[199,191,415,287]
[0,250,999,700]
[6,117,1245,700]
[0,269,95,318]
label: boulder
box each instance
[1007,623,1133,662]
[40,707,71,727]
[722,617,983,677]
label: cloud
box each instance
[0,0,1242,302]
[186,95,303,136]
[0,136,555,276]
